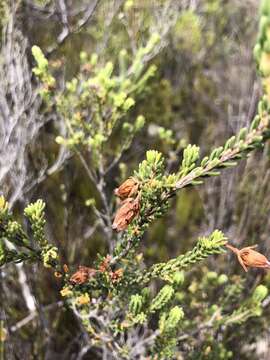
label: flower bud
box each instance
[112,197,140,232]
[218,274,228,285]
[252,285,268,302]
[76,293,90,305]
[114,177,138,200]
[60,287,73,297]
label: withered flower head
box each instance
[112,197,140,232]
[99,255,112,272]
[110,268,124,283]
[70,266,97,285]
[226,244,270,272]
[114,177,138,200]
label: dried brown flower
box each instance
[99,255,112,272]
[112,197,140,232]
[114,177,138,200]
[226,244,270,272]
[70,266,97,285]
[110,268,124,283]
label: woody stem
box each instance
[225,243,239,254]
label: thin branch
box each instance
[10,301,63,332]
[46,0,100,55]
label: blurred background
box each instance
[2,0,270,359]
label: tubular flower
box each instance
[226,244,270,272]
[70,266,96,285]
[112,197,140,232]
[114,177,138,200]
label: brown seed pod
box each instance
[114,177,138,200]
[63,264,69,273]
[226,244,270,272]
[112,197,140,232]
